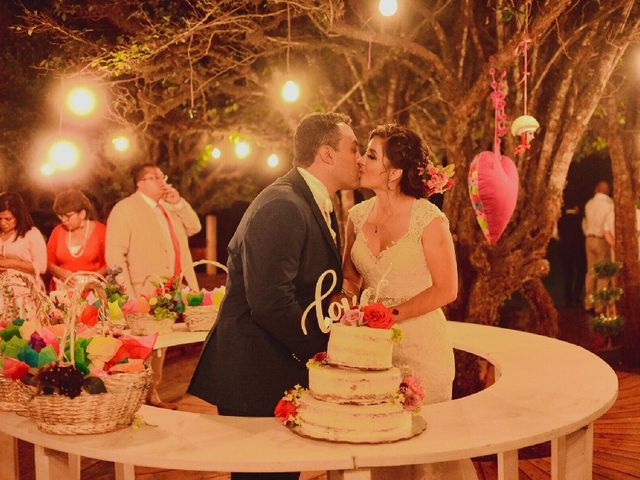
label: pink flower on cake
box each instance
[362,303,394,329]
[400,375,425,412]
[340,308,365,326]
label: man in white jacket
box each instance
[106,163,202,408]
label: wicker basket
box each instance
[103,367,153,426]
[27,278,153,435]
[126,313,176,335]
[181,260,227,332]
[0,271,50,414]
[29,388,127,434]
[0,375,36,415]
[184,305,219,332]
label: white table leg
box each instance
[0,432,19,480]
[498,450,518,480]
[115,462,135,480]
[328,468,372,480]
[552,423,593,480]
[68,454,81,479]
[34,445,79,480]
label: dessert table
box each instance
[0,322,618,480]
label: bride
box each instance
[342,124,474,479]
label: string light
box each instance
[378,0,398,16]
[281,80,301,102]
[111,135,131,152]
[65,86,97,117]
[267,154,280,168]
[40,163,55,177]
[47,139,80,171]
[234,141,251,159]
[211,147,222,159]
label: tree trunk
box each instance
[521,278,558,337]
[605,95,640,366]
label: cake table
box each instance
[0,322,618,480]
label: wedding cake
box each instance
[276,311,425,444]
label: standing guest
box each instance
[582,181,614,310]
[189,112,363,480]
[106,163,201,409]
[557,204,586,307]
[0,193,47,315]
[47,190,107,290]
[602,199,640,260]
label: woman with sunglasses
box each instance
[47,190,107,290]
[0,192,47,308]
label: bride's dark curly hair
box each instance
[368,124,432,199]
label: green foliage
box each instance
[594,261,622,279]
[590,314,625,338]
[591,287,623,305]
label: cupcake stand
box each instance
[0,321,617,480]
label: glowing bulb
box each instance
[65,86,97,117]
[234,141,251,159]
[47,139,80,171]
[40,163,55,176]
[211,147,222,159]
[267,154,280,168]
[112,135,130,152]
[378,0,398,16]
[281,80,301,103]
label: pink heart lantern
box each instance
[468,150,519,244]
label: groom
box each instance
[188,112,362,480]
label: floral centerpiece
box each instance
[122,277,185,335]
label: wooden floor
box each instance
[14,313,640,479]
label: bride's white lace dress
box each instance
[349,197,474,480]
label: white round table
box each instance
[0,322,618,480]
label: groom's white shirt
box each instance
[297,167,336,242]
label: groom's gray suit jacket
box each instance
[188,168,342,415]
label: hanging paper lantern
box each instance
[468,151,519,244]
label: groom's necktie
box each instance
[322,199,337,244]
[156,203,182,277]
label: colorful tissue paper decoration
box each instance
[468,151,519,243]
[183,286,226,307]
[1,315,157,395]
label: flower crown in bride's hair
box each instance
[417,162,455,197]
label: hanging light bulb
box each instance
[267,154,280,168]
[65,86,97,117]
[47,139,80,171]
[111,135,131,153]
[281,80,301,103]
[211,147,222,160]
[378,0,398,17]
[234,141,251,159]
[40,163,55,177]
